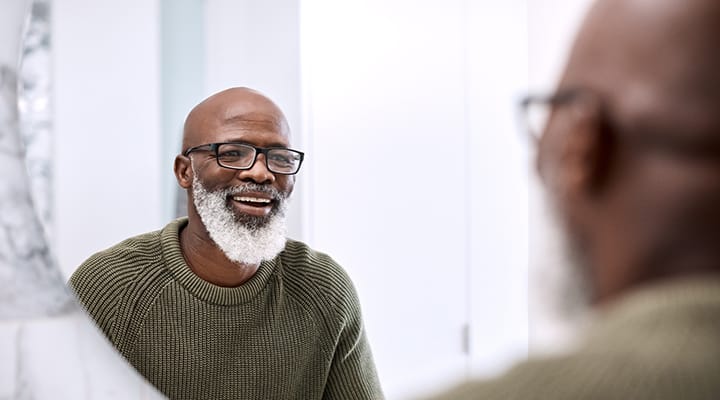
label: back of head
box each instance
[540,0,720,303]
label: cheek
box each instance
[668,165,720,222]
[195,168,239,191]
[622,159,720,236]
[276,176,295,196]
[642,159,720,204]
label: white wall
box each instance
[298,0,531,397]
[300,1,472,397]
[465,0,530,378]
[53,0,162,278]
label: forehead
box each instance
[213,113,290,146]
[190,104,291,148]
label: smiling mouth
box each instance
[232,195,273,207]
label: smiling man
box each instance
[69,87,383,400]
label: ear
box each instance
[174,155,193,189]
[539,100,613,201]
[563,101,612,197]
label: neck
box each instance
[590,230,720,305]
[179,221,259,287]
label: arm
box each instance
[281,241,385,399]
[322,288,384,400]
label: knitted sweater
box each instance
[69,218,383,400]
[426,277,720,400]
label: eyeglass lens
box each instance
[523,100,551,141]
[216,143,302,173]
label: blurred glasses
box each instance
[518,88,589,142]
[184,142,305,175]
[520,88,720,160]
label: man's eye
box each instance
[269,154,292,164]
[219,148,253,159]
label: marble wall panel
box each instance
[1,1,165,398]
[0,0,71,321]
[19,0,53,241]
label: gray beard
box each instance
[191,176,288,265]
[546,199,594,323]
[529,188,594,353]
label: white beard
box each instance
[529,183,594,354]
[191,175,288,265]
[544,194,594,324]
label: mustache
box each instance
[221,183,288,201]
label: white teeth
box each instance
[233,196,271,204]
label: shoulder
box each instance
[280,240,353,285]
[68,228,167,326]
[429,342,720,400]
[278,239,361,314]
[70,229,164,291]
[424,354,609,400]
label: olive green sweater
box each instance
[69,218,383,400]
[426,277,720,400]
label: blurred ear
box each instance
[174,155,193,189]
[538,99,612,201]
[564,102,612,198]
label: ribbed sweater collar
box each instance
[159,217,280,306]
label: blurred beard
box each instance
[545,195,594,323]
[529,185,594,353]
[191,176,289,265]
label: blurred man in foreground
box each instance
[429,0,720,398]
[70,87,383,400]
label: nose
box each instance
[237,153,275,184]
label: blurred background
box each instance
[22,0,595,398]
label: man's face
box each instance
[182,98,298,264]
[188,115,296,228]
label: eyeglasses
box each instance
[183,142,305,175]
[518,88,592,143]
[519,88,720,160]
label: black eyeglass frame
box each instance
[518,87,593,143]
[183,142,305,175]
[519,87,720,159]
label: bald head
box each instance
[562,0,720,135]
[541,0,720,304]
[182,87,291,151]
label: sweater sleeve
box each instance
[320,268,384,400]
[272,239,387,399]
[322,299,384,400]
